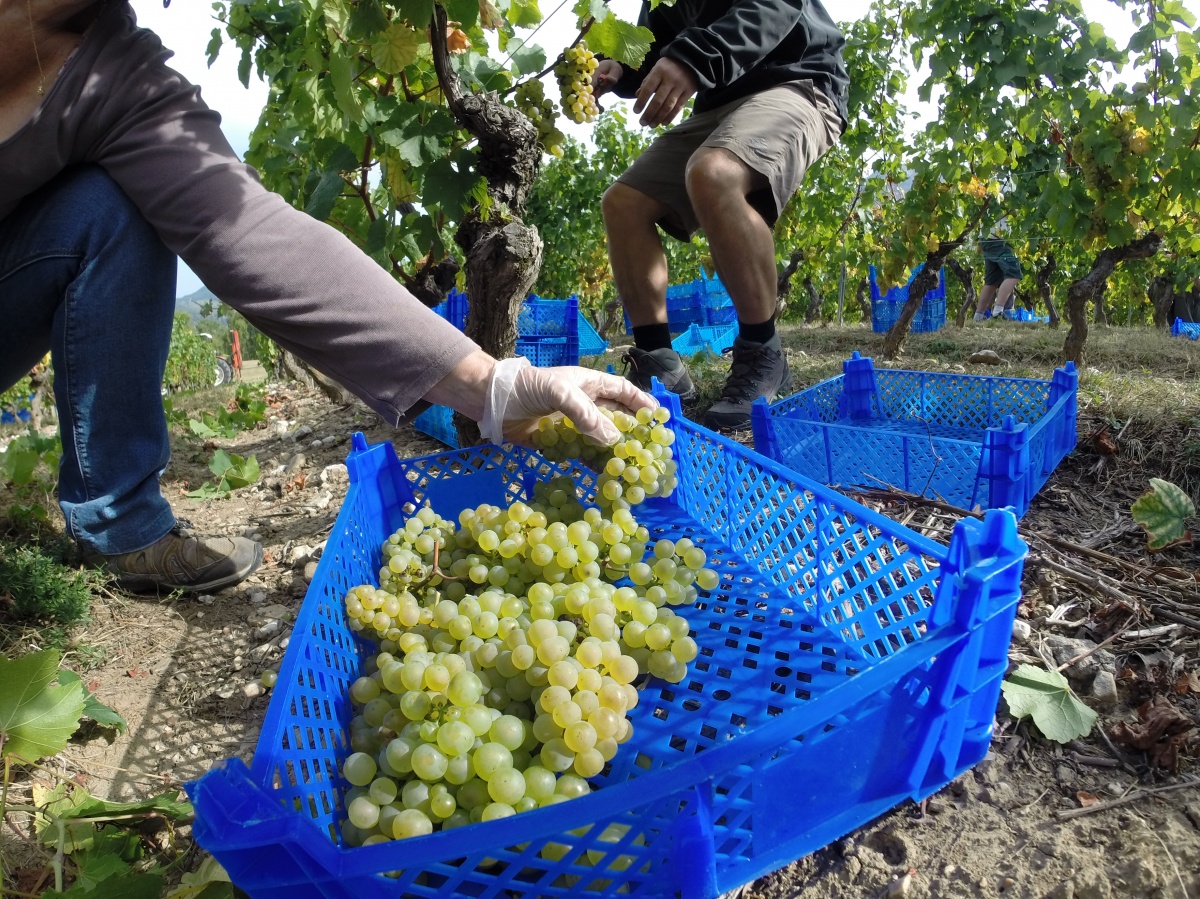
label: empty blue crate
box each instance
[577,312,609,356]
[752,353,1078,518]
[870,265,947,334]
[625,282,707,334]
[188,383,1029,899]
[1172,318,1200,340]
[673,323,736,358]
[697,272,736,325]
[412,403,459,449]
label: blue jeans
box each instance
[0,166,178,554]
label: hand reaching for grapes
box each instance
[482,359,656,447]
[591,59,622,96]
[633,57,697,127]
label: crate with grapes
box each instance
[190,385,1027,899]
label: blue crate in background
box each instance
[412,403,459,449]
[673,323,736,358]
[697,272,736,326]
[1000,309,1050,323]
[869,265,947,334]
[430,289,469,330]
[188,382,1027,899]
[752,353,1078,519]
[577,312,609,356]
[625,280,709,334]
[1172,318,1200,340]
[517,335,578,368]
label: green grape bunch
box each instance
[556,43,599,125]
[335,412,721,849]
[513,79,566,159]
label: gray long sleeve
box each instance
[0,2,477,424]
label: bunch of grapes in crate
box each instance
[338,407,718,845]
[557,43,600,124]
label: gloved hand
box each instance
[481,358,657,447]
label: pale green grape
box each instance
[343,752,377,787]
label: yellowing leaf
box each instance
[372,23,422,74]
[1001,663,1097,744]
[1132,478,1195,551]
[0,650,86,762]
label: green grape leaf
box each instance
[60,790,194,823]
[189,419,219,439]
[73,835,134,892]
[1001,664,1097,744]
[56,670,127,736]
[0,650,86,762]
[423,156,483,214]
[506,0,542,28]
[165,857,233,899]
[389,131,446,167]
[508,41,546,76]
[45,870,165,899]
[372,23,422,74]
[222,454,260,490]
[305,169,345,221]
[587,12,654,69]
[328,47,363,124]
[208,450,234,479]
[396,0,435,29]
[1132,478,1196,551]
[346,0,389,39]
[446,0,480,31]
[185,483,230,501]
[572,0,608,22]
[366,215,390,255]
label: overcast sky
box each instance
[129,0,1178,296]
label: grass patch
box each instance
[0,538,93,629]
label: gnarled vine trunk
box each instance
[882,237,965,358]
[1036,255,1060,329]
[1063,233,1162,364]
[856,278,870,323]
[803,276,823,323]
[776,249,804,318]
[945,258,976,327]
[1149,274,1175,329]
[432,4,543,445]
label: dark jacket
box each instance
[612,0,849,127]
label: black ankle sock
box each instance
[632,323,673,352]
[738,318,775,345]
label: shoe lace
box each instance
[719,345,774,403]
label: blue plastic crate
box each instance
[189,384,1028,899]
[1172,318,1200,340]
[577,312,609,356]
[672,323,736,358]
[1000,309,1049,324]
[431,289,469,330]
[624,283,708,335]
[752,353,1079,518]
[520,296,578,338]
[411,403,460,449]
[518,335,578,367]
[869,265,947,334]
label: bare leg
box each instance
[684,147,776,325]
[602,183,675,328]
[994,277,1019,312]
[977,284,998,315]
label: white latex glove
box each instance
[481,358,657,447]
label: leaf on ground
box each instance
[61,790,193,824]
[1110,696,1199,772]
[1131,478,1195,551]
[45,870,164,899]
[1001,663,1097,743]
[166,857,232,899]
[188,419,218,440]
[0,650,86,761]
[57,670,127,736]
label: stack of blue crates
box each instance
[672,323,736,358]
[1000,309,1050,323]
[1172,318,1200,340]
[623,270,735,333]
[869,265,947,334]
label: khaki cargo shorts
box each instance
[616,81,843,242]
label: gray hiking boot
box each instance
[621,347,697,404]
[702,334,793,432]
[90,523,263,594]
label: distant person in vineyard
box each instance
[0,0,653,596]
[592,0,848,431]
[974,236,1023,322]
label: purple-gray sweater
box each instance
[0,1,477,423]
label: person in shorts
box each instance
[593,0,849,431]
[975,237,1023,321]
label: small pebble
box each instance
[283,453,306,475]
[884,872,912,897]
[248,589,268,604]
[304,560,319,582]
[310,438,324,449]
[1011,619,1031,643]
[254,619,283,640]
[197,594,215,606]
[243,681,265,699]
[1002,877,1016,890]
[292,424,313,441]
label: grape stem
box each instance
[501,17,594,98]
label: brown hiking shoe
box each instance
[91,523,263,594]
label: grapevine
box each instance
[556,43,599,125]
[338,407,717,846]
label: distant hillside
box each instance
[176,286,219,322]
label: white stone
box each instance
[1011,619,1032,644]
[320,463,349,486]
